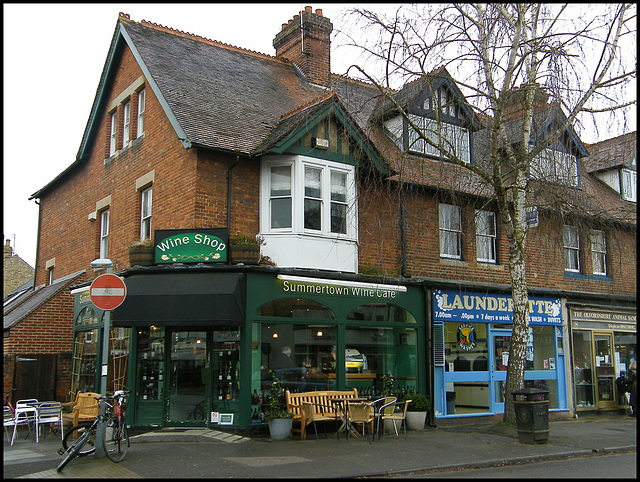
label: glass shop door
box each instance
[594,332,617,409]
[166,330,209,426]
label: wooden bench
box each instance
[61,392,100,427]
[285,389,358,439]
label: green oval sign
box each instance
[155,231,227,263]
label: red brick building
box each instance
[5,7,635,429]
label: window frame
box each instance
[100,209,110,259]
[475,209,497,264]
[137,88,145,138]
[109,111,117,157]
[439,203,462,260]
[262,155,356,240]
[123,100,131,146]
[621,168,636,202]
[589,229,607,276]
[531,147,578,187]
[563,225,580,272]
[140,186,152,240]
[407,114,470,164]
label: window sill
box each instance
[564,271,612,282]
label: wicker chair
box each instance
[346,402,375,444]
[377,399,411,440]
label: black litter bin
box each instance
[511,387,549,444]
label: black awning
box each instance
[113,272,246,327]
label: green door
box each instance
[166,330,209,426]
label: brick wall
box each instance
[3,273,84,401]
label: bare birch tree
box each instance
[339,3,636,423]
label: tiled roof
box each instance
[123,20,325,153]
[583,131,637,173]
[3,270,85,331]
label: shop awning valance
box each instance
[112,272,246,327]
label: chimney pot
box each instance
[305,6,312,14]
[316,9,323,16]
[282,23,287,30]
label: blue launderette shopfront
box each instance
[432,289,568,418]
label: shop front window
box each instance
[573,330,595,409]
[260,324,337,393]
[347,303,416,323]
[344,326,418,397]
[71,329,99,394]
[527,325,557,370]
[76,306,98,326]
[109,327,130,392]
[256,297,334,319]
[444,323,488,373]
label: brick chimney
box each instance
[4,238,13,259]
[502,83,550,120]
[273,6,333,87]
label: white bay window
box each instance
[261,155,357,272]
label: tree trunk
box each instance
[502,179,530,424]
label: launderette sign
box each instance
[433,289,562,325]
[154,229,228,264]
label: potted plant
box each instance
[229,234,264,265]
[404,393,430,431]
[264,371,293,440]
[128,238,154,266]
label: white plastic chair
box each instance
[36,402,63,441]
[13,399,38,444]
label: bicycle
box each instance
[57,389,131,472]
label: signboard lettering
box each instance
[154,229,228,264]
[433,289,562,325]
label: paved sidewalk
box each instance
[4,413,636,478]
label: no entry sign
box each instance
[90,274,127,310]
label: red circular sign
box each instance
[89,274,127,310]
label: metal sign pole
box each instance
[93,262,112,459]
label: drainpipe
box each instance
[400,185,413,278]
[227,155,241,235]
[425,284,437,427]
[33,199,42,290]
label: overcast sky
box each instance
[3,3,635,268]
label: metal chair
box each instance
[36,402,63,441]
[377,399,411,440]
[4,406,17,444]
[12,399,39,444]
[346,402,375,444]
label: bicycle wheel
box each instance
[57,430,89,472]
[62,423,96,456]
[102,418,129,462]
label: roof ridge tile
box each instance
[136,17,283,63]
[280,91,337,119]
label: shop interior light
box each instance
[316,331,323,337]
[272,333,278,338]
[276,274,407,292]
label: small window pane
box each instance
[141,187,152,240]
[305,167,322,199]
[271,198,292,229]
[100,210,110,259]
[304,199,322,230]
[331,203,347,234]
[330,171,347,203]
[271,166,291,196]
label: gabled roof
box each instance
[3,270,85,331]
[31,15,328,199]
[369,67,482,131]
[583,131,637,173]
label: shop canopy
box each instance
[113,272,246,327]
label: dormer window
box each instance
[407,114,470,163]
[531,147,578,186]
[622,168,636,202]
